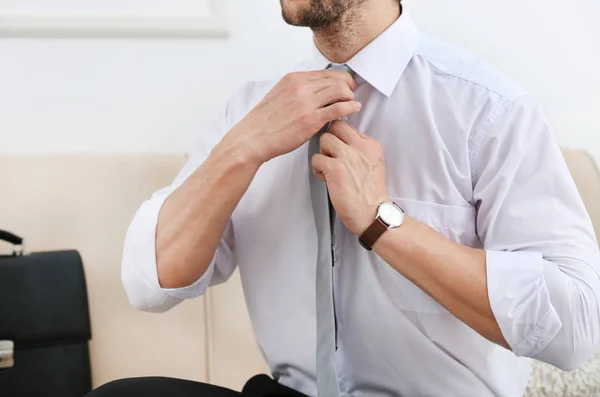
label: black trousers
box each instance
[86,374,309,397]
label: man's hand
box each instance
[224,71,361,164]
[311,120,389,235]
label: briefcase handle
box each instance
[0,230,24,256]
[0,230,23,246]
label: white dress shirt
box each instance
[122,13,600,397]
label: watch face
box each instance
[378,202,404,227]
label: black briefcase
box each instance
[0,230,92,397]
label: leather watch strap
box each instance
[359,218,389,251]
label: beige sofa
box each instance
[1,150,599,396]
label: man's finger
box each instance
[312,153,335,179]
[311,76,355,94]
[317,101,362,124]
[320,132,347,158]
[316,84,355,107]
[304,70,357,90]
[328,120,361,145]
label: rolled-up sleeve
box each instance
[121,110,238,313]
[473,95,600,370]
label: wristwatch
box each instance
[359,201,405,251]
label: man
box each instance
[92,0,600,396]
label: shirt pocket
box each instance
[375,197,478,314]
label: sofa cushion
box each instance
[0,154,208,388]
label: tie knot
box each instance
[327,63,355,78]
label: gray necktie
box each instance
[309,64,355,397]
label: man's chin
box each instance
[280,0,317,27]
[281,7,304,26]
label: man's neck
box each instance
[313,2,401,64]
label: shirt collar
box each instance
[310,12,420,98]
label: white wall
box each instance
[0,0,598,159]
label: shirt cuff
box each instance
[126,189,216,301]
[161,260,216,300]
[486,250,563,357]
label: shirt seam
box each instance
[472,100,548,190]
[468,97,512,188]
[414,53,518,100]
[512,307,558,356]
[411,53,531,189]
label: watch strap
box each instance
[359,218,389,251]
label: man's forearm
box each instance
[155,69,361,290]
[372,216,510,349]
[156,133,262,289]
